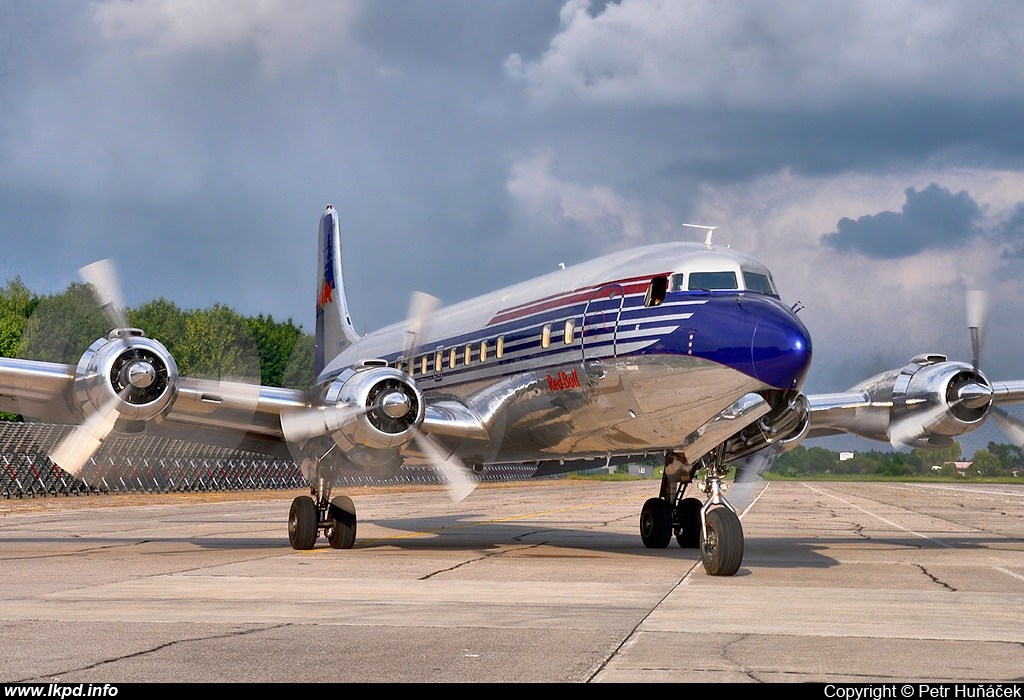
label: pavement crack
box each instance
[915,563,956,591]
[0,540,153,562]
[418,542,546,580]
[19,623,292,682]
[586,558,702,682]
[721,633,763,683]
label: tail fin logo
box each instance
[318,212,337,312]
[317,279,334,310]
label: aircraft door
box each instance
[581,284,624,363]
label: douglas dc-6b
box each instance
[3,207,1024,576]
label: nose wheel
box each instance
[640,449,745,575]
[696,452,744,576]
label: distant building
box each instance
[628,463,653,477]
[839,452,854,461]
[954,461,973,473]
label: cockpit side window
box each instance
[668,273,685,292]
[742,271,774,294]
[688,271,738,291]
[644,276,669,307]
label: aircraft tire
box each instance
[640,497,673,548]
[327,495,357,549]
[674,497,703,549]
[289,496,318,550]
[700,507,743,576]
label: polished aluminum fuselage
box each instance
[320,243,812,469]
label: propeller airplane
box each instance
[3,205,1023,576]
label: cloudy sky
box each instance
[4,0,1024,453]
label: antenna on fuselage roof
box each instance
[682,223,718,246]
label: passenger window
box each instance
[644,276,668,307]
[541,324,551,349]
[448,348,456,369]
[564,319,575,344]
[397,360,404,373]
[689,271,738,291]
[496,336,504,359]
[435,351,443,373]
[420,355,428,375]
[464,345,472,365]
[480,340,488,362]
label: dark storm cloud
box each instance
[3,0,1024,363]
[821,184,983,259]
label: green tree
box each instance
[281,332,316,391]
[985,442,1023,474]
[972,449,1010,477]
[128,298,188,356]
[173,304,260,382]
[247,314,306,388]
[17,283,109,364]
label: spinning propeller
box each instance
[50,261,140,480]
[281,291,480,501]
[38,259,263,484]
[888,288,1024,452]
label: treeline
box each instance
[772,443,1022,478]
[0,277,315,412]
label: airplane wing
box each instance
[0,354,306,459]
[806,364,1024,450]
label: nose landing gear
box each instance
[639,449,745,576]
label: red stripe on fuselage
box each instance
[487,273,669,326]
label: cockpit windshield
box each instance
[688,271,738,291]
[742,271,775,294]
[667,265,778,295]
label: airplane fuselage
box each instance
[319,242,813,471]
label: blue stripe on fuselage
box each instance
[360,291,809,391]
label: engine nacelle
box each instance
[889,358,991,448]
[817,354,994,449]
[319,365,424,454]
[74,329,179,425]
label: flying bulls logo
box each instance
[317,279,334,310]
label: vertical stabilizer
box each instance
[315,205,360,375]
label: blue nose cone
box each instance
[751,303,812,389]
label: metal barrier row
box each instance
[0,423,543,498]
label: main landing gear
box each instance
[288,475,357,550]
[640,450,744,576]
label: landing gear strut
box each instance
[639,449,744,576]
[288,474,358,551]
[695,448,743,576]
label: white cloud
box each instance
[92,0,363,66]
[686,167,1024,390]
[513,0,1024,108]
[507,151,669,246]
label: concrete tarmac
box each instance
[1,479,1022,683]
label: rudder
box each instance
[315,205,360,375]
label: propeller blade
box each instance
[281,403,367,445]
[404,292,440,361]
[50,395,121,479]
[991,406,1024,448]
[729,443,781,512]
[413,430,478,502]
[80,259,128,331]
[966,289,989,370]
[888,402,949,451]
